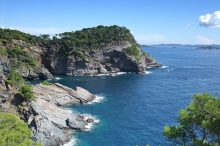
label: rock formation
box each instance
[20,83,96,146]
[0,55,11,111]
[41,41,161,75]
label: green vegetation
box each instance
[7,47,38,68]
[163,92,220,146]
[0,25,143,61]
[124,46,141,61]
[41,81,53,86]
[0,46,7,55]
[57,25,137,50]
[0,112,41,146]
[0,28,44,44]
[18,85,35,101]
[71,50,90,60]
[6,70,26,88]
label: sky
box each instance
[0,0,220,45]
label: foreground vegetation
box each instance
[0,112,41,146]
[163,92,220,146]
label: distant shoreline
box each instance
[197,46,220,50]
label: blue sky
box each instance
[0,0,220,45]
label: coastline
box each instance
[20,83,102,146]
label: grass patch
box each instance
[41,81,53,86]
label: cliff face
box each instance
[0,55,11,111]
[0,26,161,76]
[0,40,54,80]
[41,41,161,75]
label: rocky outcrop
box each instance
[20,83,96,146]
[0,55,12,111]
[41,41,161,75]
[17,64,54,80]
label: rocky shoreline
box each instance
[20,83,97,146]
[0,26,162,145]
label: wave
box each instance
[88,94,106,104]
[145,71,152,74]
[116,72,127,75]
[63,138,77,146]
[161,66,168,68]
[95,74,108,76]
[55,77,62,80]
[82,114,100,131]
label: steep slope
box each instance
[0,25,161,76]
[40,25,161,75]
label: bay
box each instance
[49,46,220,146]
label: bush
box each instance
[7,47,38,68]
[124,46,140,61]
[6,70,26,88]
[41,81,53,86]
[0,112,42,146]
[0,46,7,55]
[19,85,34,101]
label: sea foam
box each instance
[82,114,100,131]
[88,94,106,104]
[55,77,62,80]
[63,138,77,146]
[161,66,168,68]
[145,71,152,74]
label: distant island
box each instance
[197,46,220,50]
[140,45,156,48]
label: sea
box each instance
[38,46,220,146]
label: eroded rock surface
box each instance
[21,83,96,146]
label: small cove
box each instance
[33,46,220,145]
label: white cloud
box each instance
[0,25,5,29]
[194,35,215,44]
[9,26,13,30]
[199,11,220,28]
[13,27,65,35]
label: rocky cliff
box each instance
[0,55,11,111]
[19,83,96,146]
[0,26,162,76]
[0,25,162,145]
[41,41,161,75]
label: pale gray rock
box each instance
[25,83,96,146]
[76,86,96,103]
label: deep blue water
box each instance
[49,46,220,146]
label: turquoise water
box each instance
[49,46,220,146]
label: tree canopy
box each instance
[163,92,220,146]
[0,112,41,146]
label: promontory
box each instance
[0,25,161,145]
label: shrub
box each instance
[41,81,53,86]
[0,46,7,55]
[6,70,26,88]
[19,85,34,101]
[124,46,140,61]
